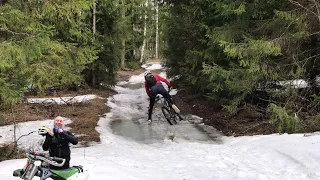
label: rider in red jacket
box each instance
[144,74,171,97]
[144,71,180,122]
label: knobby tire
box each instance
[161,106,177,125]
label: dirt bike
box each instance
[13,151,89,180]
[155,92,183,125]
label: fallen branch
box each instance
[0,27,32,37]
[242,121,270,134]
[7,131,36,157]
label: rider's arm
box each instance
[156,75,171,87]
[62,131,78,145]
[42,134,52,151]
[144,82,151,97]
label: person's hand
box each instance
[58,128,64,133]
[47,129,54,136]
[168,86,173,91]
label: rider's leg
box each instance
[148,97,155,120]
[158,85,180,113]
[158,85,173,104]
[148,89,157,120]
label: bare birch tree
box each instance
[120,0,126,69]
[155,0,159,60]
[140,0,149,63]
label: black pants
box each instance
[148,84,173,120]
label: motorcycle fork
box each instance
[24,163,38,180]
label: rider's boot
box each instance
[172,104,180,113]
[178,114,184,121]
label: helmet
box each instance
[144,71,151,77]
[38,126,49,136]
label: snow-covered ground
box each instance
[1,62,320,180]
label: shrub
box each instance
[126,61,141,70]
[268,103,300,133]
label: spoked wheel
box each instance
[161,107,177,125]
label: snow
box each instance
[27,95,98,105]
[0,119,71,151]
[1,62,320,180]
[278,79,308,89]
[141,62,162,71]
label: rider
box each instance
[144,70,180,122]
[41,116,78,170]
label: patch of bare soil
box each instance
[172,88,274,136]
[0,143,26,161]
[116,68,145,81]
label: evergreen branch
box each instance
[279,12,308,37]
[0,28,32,36]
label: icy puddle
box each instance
[110,117,221,144]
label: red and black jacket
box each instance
[144,74,171,97]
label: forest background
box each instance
[0,0,320,140]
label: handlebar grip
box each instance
[52,157,64,162]
[49,157,66,167]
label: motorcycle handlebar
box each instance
[27,153,66,167]
[52,157,65,162]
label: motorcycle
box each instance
[12,126,91,180]
[13,151,90,180]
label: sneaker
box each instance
[147,119,152,123]
[171,104,180,113]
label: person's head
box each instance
[144,71,152,80]
[54,116,64,129]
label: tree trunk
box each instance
[92,1,97,87]
[155,0,159,60]
[140,0,149,63]
[11,104,16,143]
[121,0,126,69]
[121,39,126,69]
[93,2,96,38]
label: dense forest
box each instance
[0,0,319,133]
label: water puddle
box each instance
[110,114,223,144]
[109,81,224,144]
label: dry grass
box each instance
[0,143,26,161]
